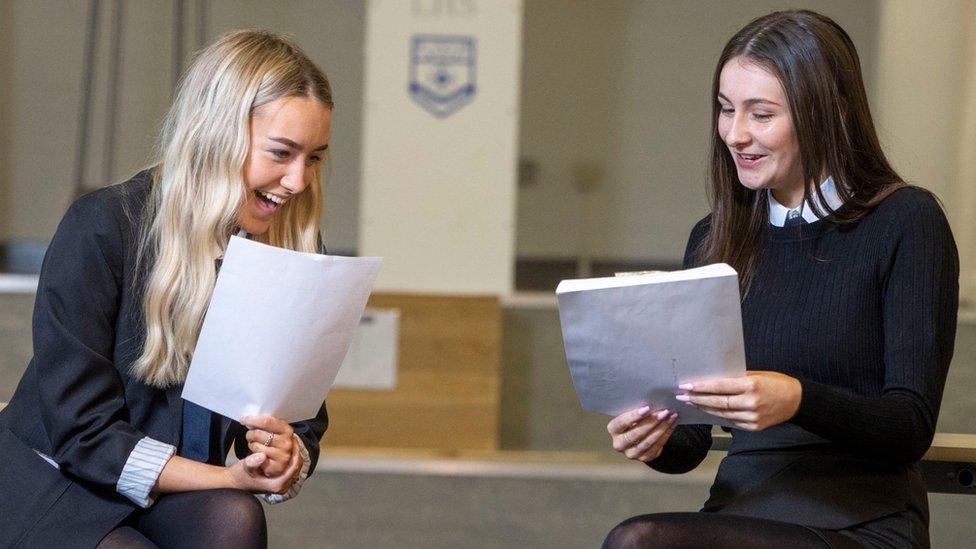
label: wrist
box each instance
[788,376,803,419]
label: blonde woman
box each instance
[0,30,332,547]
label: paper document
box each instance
[182,236,382,422]
[556,263,746,425]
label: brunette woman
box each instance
[604,10,957,548]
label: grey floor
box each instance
[271,456,975,548]
[2,292,975,547]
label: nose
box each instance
[280,161,310,195]
[723,113,750,149]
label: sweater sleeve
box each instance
[32,193,154,489]
[647,215,714,474]
[791,191,958,463]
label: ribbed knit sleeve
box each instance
[791,190,958,463]
[648,216,714,474]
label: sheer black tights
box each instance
[603,512,866,549]
[98,489,267,549]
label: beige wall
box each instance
[516,0,881,264]
[2,0,975,293]
[0,0,364,253]
[872,0,976,299]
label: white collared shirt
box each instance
[767,177,844,227]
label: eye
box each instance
[752,113,773,122]
[719,106,734,116]
[270,149,291,160]
[309,154,323,164]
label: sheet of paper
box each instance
[556,264,746,425]
[182,236,381,422]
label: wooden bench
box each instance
[710,430,976,495]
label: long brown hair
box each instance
[699,10,904,293]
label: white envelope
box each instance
[556,263,746,425]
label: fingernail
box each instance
[669,414,679,424]
[637,405,650,416]
[678,383,693,390]
[674,394,690,402]
[655,409,670,420]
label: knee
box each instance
[603,516,659,549]
[208,489,267,542]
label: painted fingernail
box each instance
[669,414,679,424]
[678,383,693,390]
[655,409,670,420]
[637,405,651,416]
[674,394,690,402]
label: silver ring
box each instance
[265,433,275,446]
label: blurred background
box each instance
[1,0,974,547]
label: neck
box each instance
[772,186,805,209]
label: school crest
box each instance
[409,34,477,118]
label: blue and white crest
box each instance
[409,34,476,118]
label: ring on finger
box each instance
[265,433,275,446]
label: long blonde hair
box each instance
[132,29,333,387]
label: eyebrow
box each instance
[268,136,329,152]
[716,93,781,108]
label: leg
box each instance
[134,488,267,549]
[96,526,158,549]
[603,512,866,549]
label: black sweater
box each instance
[650,186,959,473]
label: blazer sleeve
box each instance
[32,194,150,489]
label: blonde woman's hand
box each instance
[607,406,679,462]
[226,441,301,495]
[241,415,296,477]
[675,371,801,431]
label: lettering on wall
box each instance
[411,0,478,18]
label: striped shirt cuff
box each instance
[261,434,311,504]
[117,437,176,508]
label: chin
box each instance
[236,216,271,236]
[736,175,769,192]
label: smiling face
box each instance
[717,56,805,207]
[237,95,332,235]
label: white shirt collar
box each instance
[767,176,844,226]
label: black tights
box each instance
[603,512,867,549]
[97,489,267,549]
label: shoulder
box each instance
[683,214,712,268]
[50,171,153,269]
[67,170,152,223]
[690,214,712,237]
[870,185,948,227]
[686,214,712,249]
[59,171,153,240]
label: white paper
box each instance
[555,263,746,425]
[182,236,382,422]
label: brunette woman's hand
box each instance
[675,371,801,431]
[241,415,296,477]
[226,442,301,495]
[607,406,680,462]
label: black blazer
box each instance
[0,171,328,547]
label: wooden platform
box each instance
[321,293,502,450]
